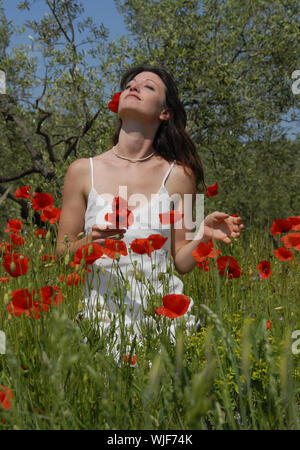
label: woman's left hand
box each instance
[202,211,244,244]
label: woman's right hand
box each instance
[89,224,126,245]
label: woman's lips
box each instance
[126,94,140,99]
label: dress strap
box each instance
[161,160,176,188]
[89,157,94,190]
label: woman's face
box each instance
[118,71,169,123]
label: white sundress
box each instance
[82,157,199,346]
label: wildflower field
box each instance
[1,187,300,430]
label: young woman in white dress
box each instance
[56,64,244,340]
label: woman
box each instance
[56,64,244,337]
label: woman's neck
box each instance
[116,127,157,160]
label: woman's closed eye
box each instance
[125,84,154,90]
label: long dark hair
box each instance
[112,64,205,193]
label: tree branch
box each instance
[36,111,57,163]
[0,95,56,180]
[46,0,71,43]
[0,167,38,183]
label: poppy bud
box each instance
[64,253,70,265]
[46,230,51,240]
[167,265,173,275]
[3,293,9,305]
[83,374,88,384]
[10,262,16,273]
[134,270,142,281]
[77,301,83,312]
[77,232,84,239]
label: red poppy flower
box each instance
[31,192,54,211]
[108,92,121,113]
[159,210,184,225]
[289,216,300,231]
[60,273,85,286]
[197,259,210,271]
[101,238,128,259]
[0,241,15,254]
[191,240,220,263]
[34,229,46,238]
[105,196,134,229]
[112,196,128,211]
[15,186,32,200]
[0,277,9,284]
[105,209,133,229]
[217,255,242,279]
[267,320,272,330]
[130,239,148,255]
[155,294,190,319]
[0,385,13,410]
[130,234,168,257]
[40,206,61,224]
[40,254,56,262]
[270,218,292,237]
[257,260,272,279]
[5,219,23,234]
[274,247,293,261]
[205,182,218,197]
[280,233,300,251]
[9,232,25,246]
[123,354,138,366]
[7,288,42,319]
[74,243,104,266]
[39,286,64,306]
[280,234,292,249]
[3,253,29,277]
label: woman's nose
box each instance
[129,82,140,92]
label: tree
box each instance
[0,0,299,232]
[114,0,300,226]
[0,0,123,232]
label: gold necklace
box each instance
[113,145,156,162]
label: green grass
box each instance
[0,220,300,430]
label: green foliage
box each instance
[0,0,300,231]
[1,208,300,429]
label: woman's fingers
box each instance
[91,224,126,240]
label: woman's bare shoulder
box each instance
[169,161,196,194]
[68,149,112,168]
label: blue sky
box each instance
[2,0,128,41]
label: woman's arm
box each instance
[56,159,90,258]
[170,166,244,275]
